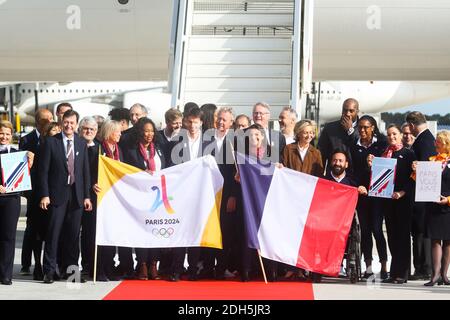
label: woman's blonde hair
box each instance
[0,120,13,134]
[436,130,450,153]
[98,120,121,142]
[294,119,316,142]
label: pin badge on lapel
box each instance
[76,151,79,156]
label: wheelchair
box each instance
[344,211,362,283]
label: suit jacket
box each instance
[317,119,359,168]
[266,129,286,163]
[38,133,91,207]
[206,131,239,200]
[118,126,138,150]
[122,141,168,171]
[412,129,436,161]
[282,143,324,177]
[168,131,210,165]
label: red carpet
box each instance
[103,280,314,300]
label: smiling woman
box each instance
[0,120,32,285]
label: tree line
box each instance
[381,112,450,126]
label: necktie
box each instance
[67,139,75,185]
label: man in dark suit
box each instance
[202,107,241,280]
[119,103,148,149]
[250,102,286,163]
[159,108,183,145]
[20,108,53,279]
[167,106,210,281]
[39,110,92,283]
[406,111,436,280]
[318,98,359,170]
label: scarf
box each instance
[430,153,450,169]
[102,141,120,161]
[139,142,156,171]
[382,143,403,158]
[250,146,265,160]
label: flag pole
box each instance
[257,250,268,284]
[93,244,98,284]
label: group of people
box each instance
[0,98,449,287]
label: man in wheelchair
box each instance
[324,148,366,283]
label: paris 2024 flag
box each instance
[236,153,358,276]
[96,155,223,249]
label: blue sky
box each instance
[390,98,450,116]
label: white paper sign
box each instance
[415,161,442,202]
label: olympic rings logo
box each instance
[152,227,174,238]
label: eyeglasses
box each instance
[253,112,269,116]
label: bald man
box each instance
[20,108,54,280]
[317,98,360,171]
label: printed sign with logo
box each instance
[369,157,397,198]
[1,151,32,193]
[415,161,442,202]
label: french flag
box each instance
[237,153,358,276]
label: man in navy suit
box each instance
[406,111,436,280]
[251,102,286,163]
[39,110,92,283]
[19,109,53,279]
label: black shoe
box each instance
[241,271,250,282]
[380,271,389,280]
[312,273,322,283]
[43,274,54,284]
[1,278,12,285]
[394,278,407,284]
[363,272,374,279]
[169,273,180,282]
[188,273,198,281]
[96,274,109,282]
[33,265,44,281]
[20,267,31,276]
[424,277,442,287]
[422,273,431,281]
[215,272,225,280]
[382,277,395,283]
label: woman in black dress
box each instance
[416,130,450,286]
[368,124,415,284]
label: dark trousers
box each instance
[0,195,21,280]
[135,248,159,265]
[411,203,432,275]
[117,247,134,274]
[80,208,116,277]
[80,210,95,273]
[43,185,83,275]
[357,196,388,263]
[384,197,412,279]
[21,195,45,271]
[170,247,186,275]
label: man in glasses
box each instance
[251,102,286,163]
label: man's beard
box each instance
[331,165,345,176]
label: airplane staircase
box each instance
[170,0,311,120]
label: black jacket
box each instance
[122,141,168,171]
[38,133,91,206]
[411,129,436,161]
[318,120,359,168]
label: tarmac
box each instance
[1,200,450,300]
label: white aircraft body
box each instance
[1,1,450,124]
